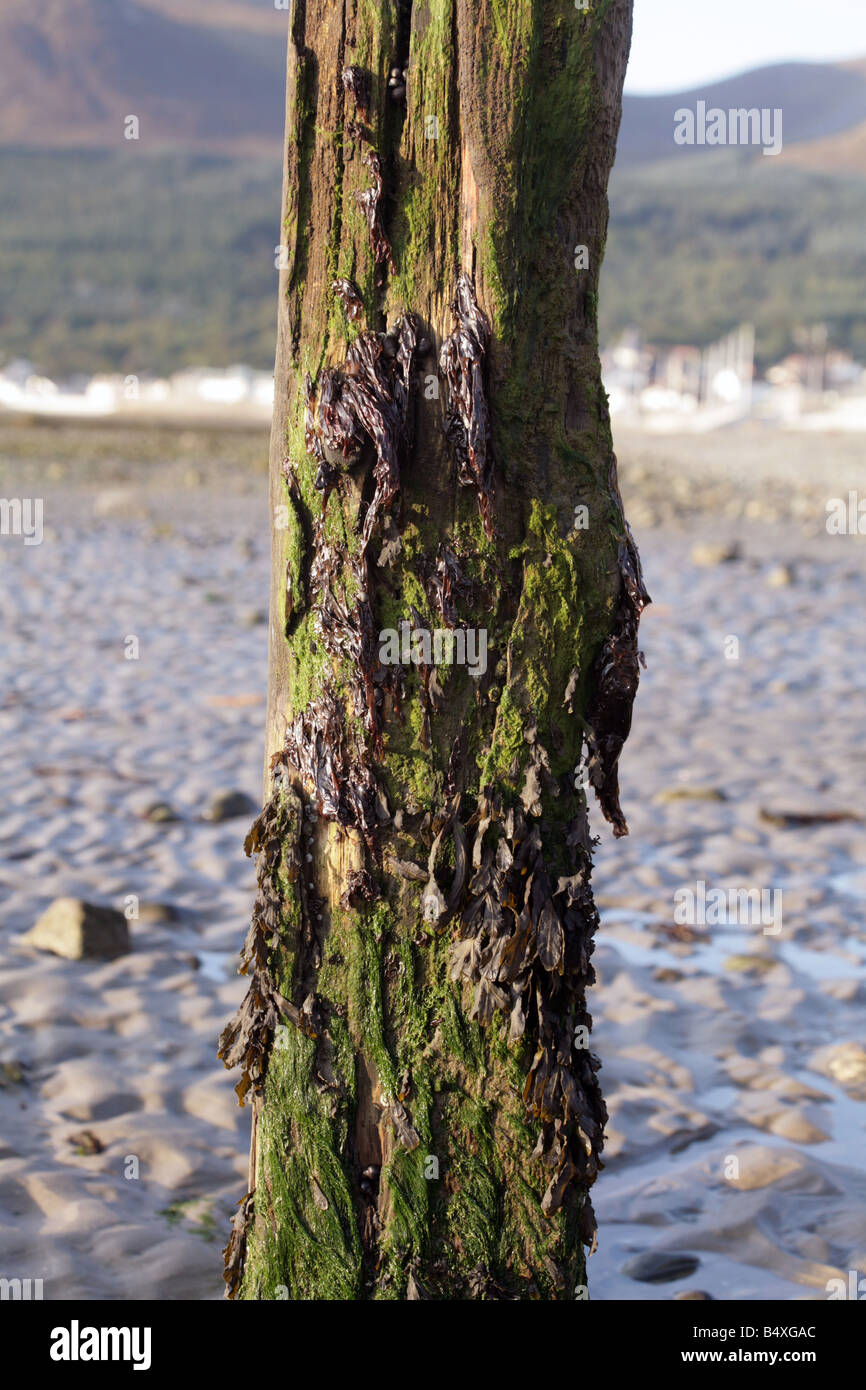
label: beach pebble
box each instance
[808,1042,866,1096]
[142,802,180,824]
[654,785,727,804]
[820,978,861,1002]
[766,563,794,588]
[622,1251,700,1284]
[93,488,147,521]
[674,1289,714,1300]
[723,953,776,975]
[136,901,178,924]
[736,1093,830,1144]
[242,608,268,627]
[201,790,258,823]
[722,1145,807,1191]
[767,1108,830,1144]
[21,897,130,961]
[67,1129,104,1155]
[690,541,741,566]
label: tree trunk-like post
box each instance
[220,0,644,1301]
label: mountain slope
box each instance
[1,6,865,168]
[0,0,286,151]
[618,61,866,166]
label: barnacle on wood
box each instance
[389,1098,419,1150]
[440,275,495,540]
[340,868,378,909]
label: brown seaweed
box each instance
[426,544,471,629]
[284,689,380,854]
[217,789,315,1109]
[332,277,365,323]
[303,372,340,497]
[222,1191,255,1300]
[342,333,404,551]
[304,326,419,554]
[584,465,650,837]
[341,65,370,112]
[355,149,393,272]
[439,275,495,539]
[450,794,607,1238]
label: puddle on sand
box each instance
[601,908,866,984]
[830,870,866,903]
[192,949,235,984]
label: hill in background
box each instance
[619,60,866,167]
[0,0,286,151]
[0,5,864,375]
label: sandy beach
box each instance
[0,420,863,1300]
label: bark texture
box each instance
[220,0,642,1301]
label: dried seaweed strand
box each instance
[332,276,364,322]
[584,457,650,837]
[355,149,394,273]
[341,65,370,112]
[218,789,323,1105]
[425,543,472,629]
[449,793,606,1245]
[283,687,381,855]
[218,786,324,1295]
[440,274,495,540]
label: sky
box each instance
[625,0,866,93]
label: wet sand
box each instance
[0,421,863,1300]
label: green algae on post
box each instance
[223,0,642,1301]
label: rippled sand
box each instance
[0,422,863,1300]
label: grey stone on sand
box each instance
[723,953,777,975]
[690,541,741,566]
[766,563,794,588]
[820,979,861,1002]
[674,1289,714,1301]
[23,898,130,960]
[242,608,268,628]
[622,1251,700,1284]
[136,901,178,924]
[808,1042,866,1097]
[202,790,258,823]
[142,802,179,824]
[654,785,727,805]
[723,1144,807,1190]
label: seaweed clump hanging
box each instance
[440,275,496,540]
[584,460,650,837]
[449,794,606,1242]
